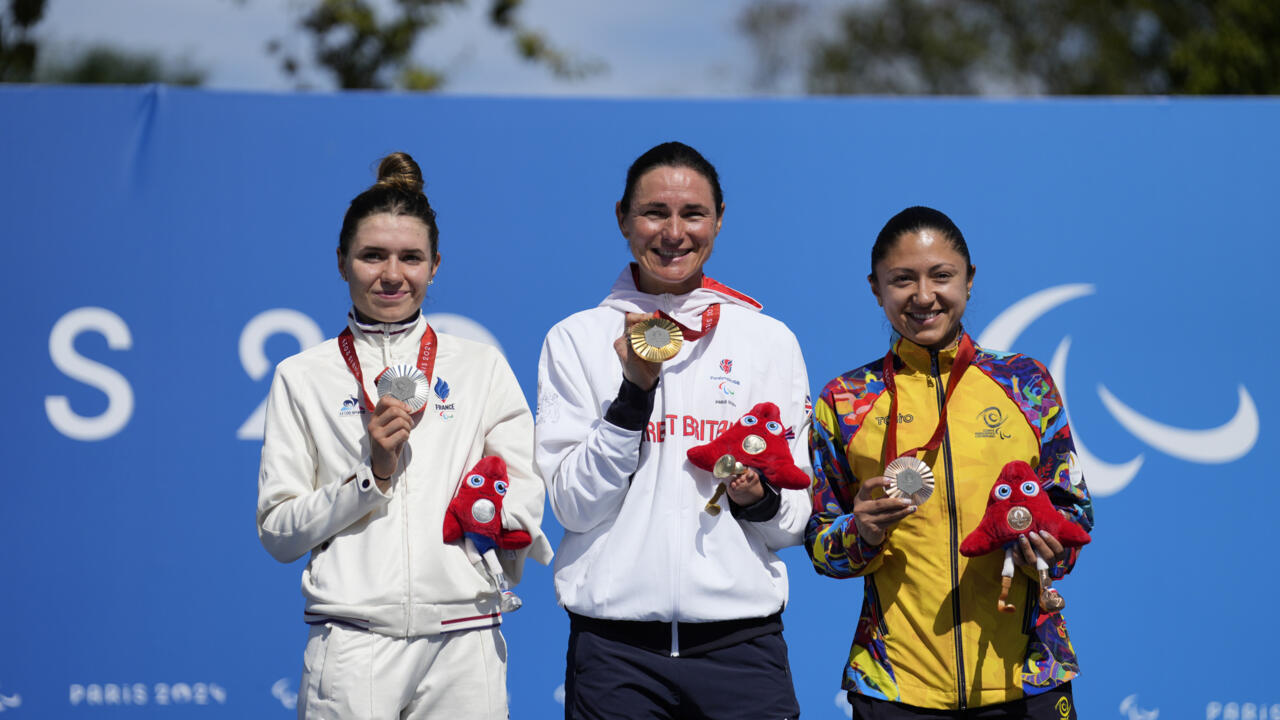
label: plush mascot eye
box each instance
[466,474,485,488]
[994,483,1012,499]
[493,480,508,495]
[740,415,758,426]
[1020,480,1040,496]
[765,420,782,434]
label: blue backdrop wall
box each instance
[2,86,1277,720]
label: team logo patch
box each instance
[719,358,733,374]
[433,376,457,419]
[975,406,1012,439]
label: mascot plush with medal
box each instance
[686,402,809,514]
[443,456,532,612]
[960,460,1091,613]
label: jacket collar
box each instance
[890,328,970,374]
[346,308,426,346]
[598,263,762,327]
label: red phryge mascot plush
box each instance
[687,402,809,514]
[443,456,531,555]
[443,456,531,612]
[960,460,1090,614]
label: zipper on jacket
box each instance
[384,323,414,635]
[933,350,967,711]
[654,340,681,659]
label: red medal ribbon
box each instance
[338,322,438,413]
[881,333,976,464]
[656,304,720,341]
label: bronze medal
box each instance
[884,456,935,506]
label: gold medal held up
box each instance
[884,456,935,506]
[629,317,683,362]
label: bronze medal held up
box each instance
[884,456,935,506]
[629,317,683,362]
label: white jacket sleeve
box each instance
[535,323,643,534]
[256,366,390,564]
[482,352,554,581]
[744,332,814,551]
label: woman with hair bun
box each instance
[257,151,551,719]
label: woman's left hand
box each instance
[1013,530,1067,567]
[724,467,765,506]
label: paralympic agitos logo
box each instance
[976,284,1259,497]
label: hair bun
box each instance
[375,151,424,194]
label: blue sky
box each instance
[35,0,829,96]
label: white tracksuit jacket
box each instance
[535,267,812,623]
[257,311,553,637]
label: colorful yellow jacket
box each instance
[807,332,1093,710]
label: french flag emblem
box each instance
[720,358,733,374]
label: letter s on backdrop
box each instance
[46,307,135,441]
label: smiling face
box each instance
[870,228,975,351]
[617,165,723,295]
[339,213,440,323]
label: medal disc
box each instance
[375,364,431,413]
[629,317,683,362]
[884,456,935,506]
[1006,506,1033,532]
[713,453,747,479]
[741,434,767,456]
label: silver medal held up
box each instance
[375,364,431,413]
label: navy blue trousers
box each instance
[564,624,800,720]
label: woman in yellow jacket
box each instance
[807,206,1093,719]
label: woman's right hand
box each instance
[612,312,662,390]
[853,476,916,546]
[368,395,413,491]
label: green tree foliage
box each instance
[0,0,44,81]
[3,0,205,86]
[270,0,599,91]
[38,46,205,86]
[740,0,1280,95]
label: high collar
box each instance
[890,328,969,374]
[598,263,762,327]
[346,308,426,345]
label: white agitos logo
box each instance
[978,284,1259,497]
[271,678,296,710]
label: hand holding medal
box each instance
[338,324,439,485]
[613,312,669,390]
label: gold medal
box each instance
[712,454,747,479]
[741,434,767,456]
[884,456,935,506]
[628,317,683,362]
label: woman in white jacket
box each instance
[257,151,551,720]
[535,142,811,720]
